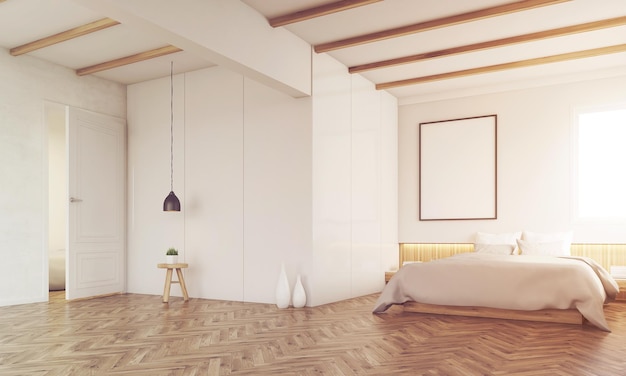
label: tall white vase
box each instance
[275,263,291,309]
[292,274,306,308]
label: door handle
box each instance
[70,197,83,203]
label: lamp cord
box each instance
[170,61,174,192]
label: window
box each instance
[574,104,626,220]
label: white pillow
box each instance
[474,243,515,255]
[521,230,572,255]
[517,239,567,256]
[475,231,521,253]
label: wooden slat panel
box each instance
[571,244,626,271]
[314,0,570,52]
[399,243,473,265]
[400,243,626,272]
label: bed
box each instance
[373,252,619,331]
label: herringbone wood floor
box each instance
[1,292,626,375]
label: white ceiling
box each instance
[1,0,625,103]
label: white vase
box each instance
[275,263,291,309]
[166,255,178,264]
[292,274,306,308]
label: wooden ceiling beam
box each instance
[10,18,120,56]
[314,0,570,53]
[350,15,626,73]
[376,44,626,90]
[76,45,182,76]
[269,0,382,27]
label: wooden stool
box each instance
[157,263,189,303]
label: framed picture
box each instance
[419,114,497,221]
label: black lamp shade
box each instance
[163,191,181,211]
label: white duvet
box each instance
[373,253,619,331]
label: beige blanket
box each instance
[373,253,619,331]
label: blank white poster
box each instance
[419,115,497,220]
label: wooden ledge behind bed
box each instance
[399,243,626,273]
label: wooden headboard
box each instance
[400,243,626,272]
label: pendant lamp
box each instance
[163,61,181,212]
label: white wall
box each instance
[127,66,313,304]
[380,85,400,274]
[0,47,126,306]
[184,68,244,301]
[242,77,313,303]
[126,73,187,295]
[127,58,398,306]
[398,74,626,244]
[311,54,352,305]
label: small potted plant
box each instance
[166,248,178,264]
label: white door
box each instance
[66,107,126,300]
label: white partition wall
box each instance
[127,74,186,295]
[380,91,400,274]
[310,54,353,306]
[184,68,245,301]
[242,77,312,304]
[309,54,398,306]
[127,66,313,303]
[127,59,397,306]
[350,74,382,297]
